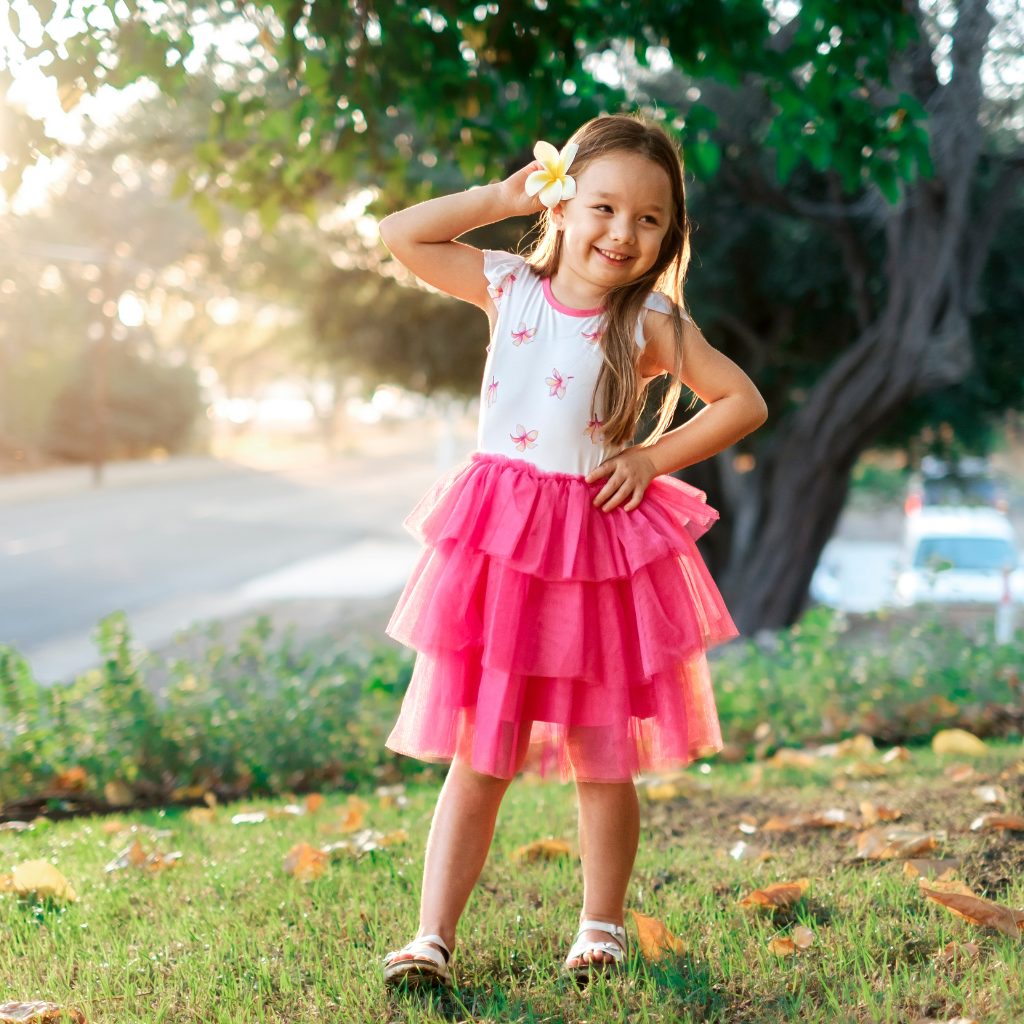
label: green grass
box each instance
[2,745,1023,1023]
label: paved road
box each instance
[0,441,468,681]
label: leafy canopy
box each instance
[5,0,932,217]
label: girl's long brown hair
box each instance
[525,113,691,448]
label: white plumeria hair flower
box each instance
[524,140,579,209]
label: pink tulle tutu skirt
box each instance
[384,450,737,782]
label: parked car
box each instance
[893,505,1024,606]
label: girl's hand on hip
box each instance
[585,449,658,512]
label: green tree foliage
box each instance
[8,1,932,219]
[44,343,201,461]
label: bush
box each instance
[713,606,1024,752]
[3,607,1022,808]
[0,614,414,806]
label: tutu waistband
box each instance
[402,449,720,583]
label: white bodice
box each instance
[476,250,687,476]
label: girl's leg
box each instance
[565,779,640,967]
[390,725,532,962]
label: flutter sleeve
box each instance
[636,290,691,350]
[482,249,528,306]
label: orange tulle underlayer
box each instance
[385,450,737,782]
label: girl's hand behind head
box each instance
[496,160,549,219]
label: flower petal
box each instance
[558,174,576,200]
[533,140,561,172]
[559,142,579,174]
[538,178,564,208]
[525,169,553,197]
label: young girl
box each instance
[377,113,766,987]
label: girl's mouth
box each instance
[593,246,632,265]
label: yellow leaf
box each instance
[12,862,77,902]
[739,878,809,909]
[283,842,327,882]
[880,745,912,764]
[0,1001,88,1022]
[792,926,814,949]
[203,791,218,809]
[932,729,987,757]
[303,793,324,815]
[185,807,217,826]
[767,937,796,956]
[103,780,133,806]
[0,875,14,893]
[101,820,123,835]
[629,909,684,960]
[768,748,818,768]
[510,839,572,863]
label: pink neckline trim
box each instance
[542,277,605,318]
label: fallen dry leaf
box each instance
[105,840,147,873]
[100,820,123,835]
[103,780,133,806]
[793,925,814,949]
[944,763,976,782]
[510,839,572,863]
[937,941,980,963]
[918,876,974,898]
[739,878,809,909]
[972,784,1008,805]
[724,841,772,863]
[859,801,901,825]
[880,745,912,764]
[0,1002,87,1023]
[629,909,684,960]
[904,859,962,881]
[54,768,87,792]
[321,827,406,857]
[0,822,32,833]
[303,793,324,815]
[911,1018,979,1024]
[283,842,328,882]
[231,811,267,825]
[922,887,1024,939]
[768,748,818,768]
[854,827,945,861]
[11,862,77,902]
[185,807,216,826]
[737,814,758,834]
[763,809,858,831]
[0,875,14,893]
[841,760,888,779]
[970,812,1024,831]
[376,784,408,809]
[932,729,987,757]
[767,937,796,956]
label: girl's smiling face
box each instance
[550,152,673,286]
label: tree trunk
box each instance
[720,0,1016,633]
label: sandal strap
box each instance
[567,920,628,964]
[577,920,626,944]
[384,934,452,968]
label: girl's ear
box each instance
[550,202,566,230]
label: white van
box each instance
[894,506,1024,605]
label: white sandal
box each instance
[383,933,454,988]
[565,919,628,984]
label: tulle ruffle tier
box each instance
[385,450,737,782]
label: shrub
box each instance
[0,614,414,806]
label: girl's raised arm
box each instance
[378,163,544,317]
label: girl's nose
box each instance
[608,217,635,244]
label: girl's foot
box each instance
[383,934,454,988]
[564,919,628,984]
